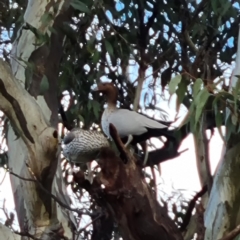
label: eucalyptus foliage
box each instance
[0,0,240,238]
[1,0,239,131]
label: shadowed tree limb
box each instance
[92,123,184,240]
[58,104,74,131]
[109,123,131,163]
[9,169,93,217]
[218,225,240,240]
[180,185,208,231]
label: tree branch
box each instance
[193,114,213,194]
[180,185,208,231]
[218,225,240,240]
[0,222,38,240]
[58,104,74,131]
[0,59,58,157]
[13,230,40,240]
[145,1,159,32]
[9,168,92,217]
[183,30,198,54]
[109,123,130,163]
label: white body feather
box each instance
[101,107,168,139]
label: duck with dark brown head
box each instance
[93,82,177,165]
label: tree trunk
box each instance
[2,1,77,238]
[204,26,240,240]
[0,223,20,240]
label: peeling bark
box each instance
[0,223,20,240]
[0,59,62,237]
[1,0,77,238]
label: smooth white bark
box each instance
[0,59,59,235]
[1,0,77,238]
[204,25,240,240]
[0,223,20,240]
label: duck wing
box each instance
[108,109,169,138]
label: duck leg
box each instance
[124,134,133,148]
[143,150,149,166]
[141,141,149,166]
[84,162,94,184]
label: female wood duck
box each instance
[62,128,109,182]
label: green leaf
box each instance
[78,114,85,123]
[40,12,53,25]
[24,62,35,90]
[24,23,49,46]
[194,88,210,124]
[211,0,219,14]
[190,107,197,132]
[105,40,114,56]
[92,100,100,119]
[175,80,187,112]
[222,0,231,15]
[169,74,181,96]
[49,26,58,34]
[70,0,90,13]
[87,100,92,111]
[231,114,238,125]
[39,75,49,95]
[193,78,203,98]
[225,114,236,141]
[92,51,100,64]
[232,76,240,114]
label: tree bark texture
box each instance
[204,26,240,240]
[1,0,77,238]
[74,124,183,240]
[0,223,20,240]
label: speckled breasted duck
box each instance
[62,128,110,182]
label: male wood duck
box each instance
[93,82,176,165]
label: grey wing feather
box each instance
[109,109,168,137]
[62,129,109,164]
[63,132,75,144]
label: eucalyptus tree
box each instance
[0,0,239,239]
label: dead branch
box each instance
[180,185,208,231]
[109,123,130,163]
[13,231,40,240]
[9,169,92,217]
[218,225,240,240]
[77,213,103,235]
[58,104,74,131]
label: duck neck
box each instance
[106,90,117,109]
